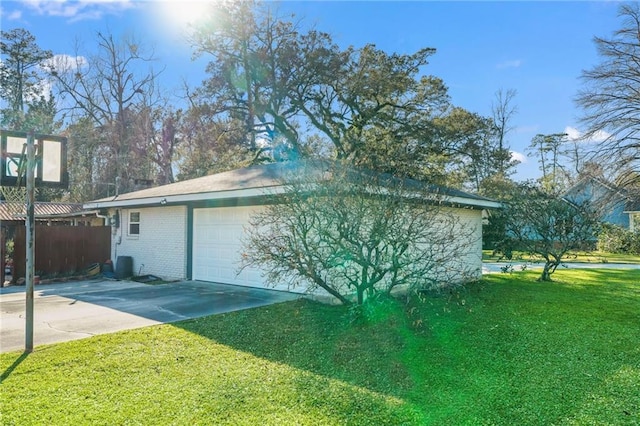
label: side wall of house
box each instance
[456,207,483,279]
[433,207,484,283]
[109,206,188,280]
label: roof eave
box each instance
[83,186,284,209]
[83,186,502,210]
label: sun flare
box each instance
[158,1,212,33]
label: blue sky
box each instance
[0,1,624,181]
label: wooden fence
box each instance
[12,226,111,279]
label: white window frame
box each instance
[128,211,140,237]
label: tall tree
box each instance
[433,107,515,192]
[527,133,570,192]
[189,2,452,180]
[175,99,254,180]
[576,3,640,193]
[48,31,162,196]
[189,1,308,160]
[491,88,518,175]
[291,42,450,179]
[0,28,56,132]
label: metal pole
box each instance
[25,131,35,353]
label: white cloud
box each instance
[514,124,539,134]
[496,59,522,69]
[564,126,611,143]
[511,151,527,164]
[21,0,136,22]
[0,7,23,20]
[44,54,89,74]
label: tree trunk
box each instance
[538,261,554,281]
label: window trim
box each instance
[128,211,140,236]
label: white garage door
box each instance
[192,206,266,287]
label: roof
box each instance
[624,200,640,213]
[564,175,631,202]
[83,161,502,210]
[0,202,85,222]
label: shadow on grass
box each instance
[170,272,640,424]
[0,351,29,383]
[168,288,493,424]
[173,297,416,395]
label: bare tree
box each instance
[47,31,163,195]
[576,3,640,193]
[175,96,255,180]
[491,88,518,174]
[241,161,480,305]
[499,183,600,281]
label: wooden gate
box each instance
[12,226,111,279]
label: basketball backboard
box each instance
[0,130,68,189]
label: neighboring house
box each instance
[564,175,635,229]
[624,200,640,232]
[83,161,501,294]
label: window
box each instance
[129,211,140,236]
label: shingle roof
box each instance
[91,161,288,203]
[0,202,84,221]
[85,161,501,210]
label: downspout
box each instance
[95,211,109,226]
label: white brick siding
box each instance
[111,206,187,280]
[105,203,483,287]
[445,207,483,281]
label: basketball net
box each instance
[0,186,28,217]
[0,144,37,218]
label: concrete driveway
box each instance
[0,279,299,353]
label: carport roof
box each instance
[0,202,85,222]
[83,161,502,210]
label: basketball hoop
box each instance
[0,129,68,353]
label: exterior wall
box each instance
[110,206,188,280]
[432,207,483,283]
[105,202,483,289]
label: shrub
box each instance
[597,223,640,254]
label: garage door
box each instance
[192,206,268,288]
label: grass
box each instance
[1,269,639,425]
[483,249,640,264]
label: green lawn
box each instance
[2,269,639,425]
[483,249,640,264]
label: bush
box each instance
[597,223,640,254]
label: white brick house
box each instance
[84,161,501,293]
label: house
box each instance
[564,175,635,230]
[83,161,501,294]
[624,200,640,232]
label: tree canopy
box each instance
[494,183,600,281]
[0,28,56,132]
[2,3,521,201]
[576,3,640,194]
